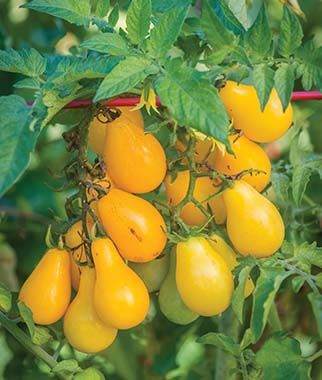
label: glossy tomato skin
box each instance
[103,121,167,194]
[98,189,167,262]
[88,107,143,155]
[164,170,226,225]
[92,238,150,329]
[63,267,117,353]
[19,248,71,325]
[214,135,271,192]
[223,180,285,257]
[208,234,254,297]
[176,237,233,316]
[219,81,293,143]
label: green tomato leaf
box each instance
[52,359,81,375]
[108,3,119,27]
[176,335,205,370]
[256,335,311,380]
[0,96,39,197]
[23,0,91,26]
[296,42,322,91]
[32,326,52,346]
[271,172,290,204]
[292,276,306,293]
[152,0,190,13]
[126,0,151,46]
[292,156,321,206]
[92,0,110,18]
[244,5,272,58]
[252,64,275,111]
[0,284,12,313]
[274,64,295,111]
[94,56,157,102]
[250,268,290,343]
[18,301,35,338]
[13,78,41,90]
[201,0,236,50]
[308,293,322,338]
[278,5,303,57]
[198,333,240,357]
[232,266,253,323]
[147,6,189,58]
[212,0,246,35]
[74,368,105,380]
[155,63,230,145]
[48,55,120,84]
[81,33,129,56]
[227,0,263,30]
[0,48,46,77]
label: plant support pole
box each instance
[26,91,322,110]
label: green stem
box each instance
[214,309,239,380]
[307,349,322,362]
[0,311,57,369]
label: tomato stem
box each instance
[0,311,61,372]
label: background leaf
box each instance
[94,56,157,101]
[250,268,290,342]
[256,335,311,380]
[0,48,46,77]
[81,33,129,56]
[252,64,275,111]
[0,96,38,197]
[198,333,240,356]
[278,5,303,57]
[147,6,189,58]
[244,5,272,58]
[274,64,295,111]
[126,0,151,46]
[23,0,91,26]
[201,0,236,50]
[155,63,230,144]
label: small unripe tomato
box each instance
[88,107,143,155]
[213,135,271,192]
[219,81,293,143]
[164,170,226,225]
[103,121,167,193]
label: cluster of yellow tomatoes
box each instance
[18,81,293,354]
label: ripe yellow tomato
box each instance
[19,248,71,325]
[208,234,254,297]
[214,135,271,192]
[223,180,285,257]
[88,107,143,155]
[92,237,150,329]
[164,170,226,225]
[98,188,167,262]
[176,237,233,316]
[219,81,293,143]
[103,121,167,193]
[63,267,117,353]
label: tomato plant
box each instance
[0,1,321,379]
